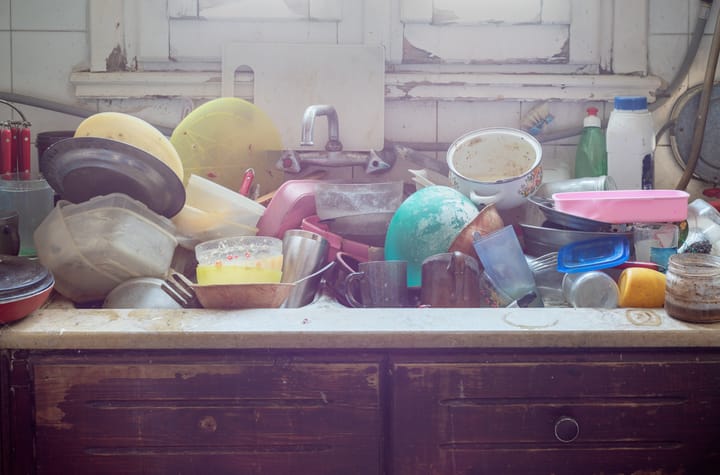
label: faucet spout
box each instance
[300,104,343,151]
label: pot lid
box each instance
[0,255,51,299]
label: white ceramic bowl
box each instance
[446,127,543,210]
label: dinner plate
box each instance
[41,137,186,218]
[170,97,284,197]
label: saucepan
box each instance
[446,127,543,210]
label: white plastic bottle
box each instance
[606,96,656,189]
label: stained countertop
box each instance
[1,292,719,351]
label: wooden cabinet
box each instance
[3,348,720,475]
[390,350,720,475]
[2,350,383,475]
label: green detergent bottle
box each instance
[574,106,607,178]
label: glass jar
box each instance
[664,253,720,323]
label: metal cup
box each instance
[420,251,483,307]
[344,260,408,308]
[281,229,329,307]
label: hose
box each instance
[650,0,712,112]
[675,1,720,190]
[533,0,713,143]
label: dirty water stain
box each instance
[502,313,558,329]
[625,309,662,326]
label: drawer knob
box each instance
[554,416,579,443]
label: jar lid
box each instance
[0,255,51,300]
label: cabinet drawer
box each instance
[391,352,720,475]
[30,353,382,475]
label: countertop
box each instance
[1,292,719,350]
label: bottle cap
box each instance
[583,107,601,128]
[614,96,648,111]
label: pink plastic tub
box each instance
[552,189,689,224]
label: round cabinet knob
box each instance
[554,416,580,443]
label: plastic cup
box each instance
[472,225,543,307]
[562,271,619,308]
[617,267,666,308]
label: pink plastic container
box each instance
[552,189,689,224]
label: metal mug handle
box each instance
[344,271,366,308]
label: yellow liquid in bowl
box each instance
[196,255,283,285]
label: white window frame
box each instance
[75,0,661,102]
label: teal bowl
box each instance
[384,186,479,287]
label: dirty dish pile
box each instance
[34,193,177,304]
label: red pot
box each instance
[0,254,54,324]
[0,281,54,324]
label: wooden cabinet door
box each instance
[391,350,720,475]
[19,351,382,475]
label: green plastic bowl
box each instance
[384,186,479,287]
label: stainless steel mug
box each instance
[344,260,408,308]
[281,229,329,308]
[420,251,484,307]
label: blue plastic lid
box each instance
[557,235,631,273]
[614,96,648,111]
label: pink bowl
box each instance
[552,189,689,224]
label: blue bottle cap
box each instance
[614,96,648,111]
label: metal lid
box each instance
[0,255,51,300]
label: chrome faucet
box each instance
[300,104,343,151]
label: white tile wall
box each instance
[11,0,86,30]
[1,0,716,198]
[0,0,9,30]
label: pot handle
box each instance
[468,190,500,207]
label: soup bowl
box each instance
[447,127,543,210]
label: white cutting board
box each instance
[221,43,385,152]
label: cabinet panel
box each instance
[391,351,720,475]
[28,353,382,475]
